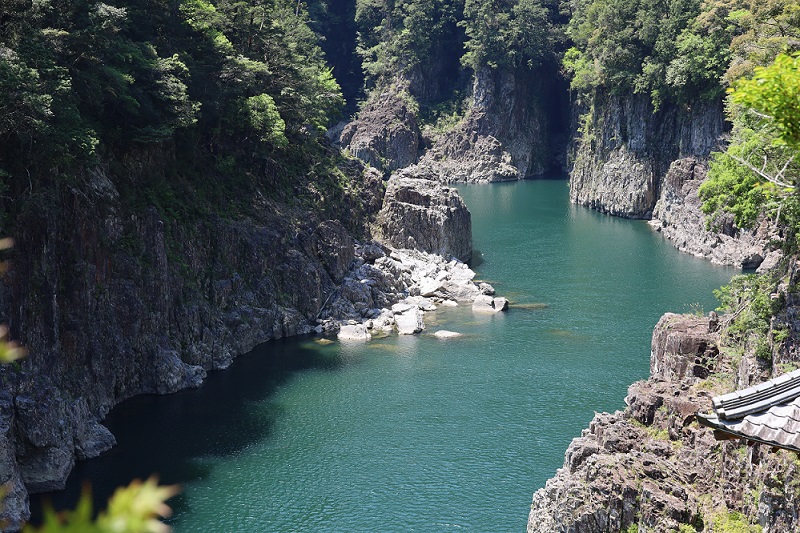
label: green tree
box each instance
[460,0,554,71]
[700,52,800,244]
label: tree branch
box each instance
[726,152,796,189]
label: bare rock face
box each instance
[315,220,356,284]
[528,313,800,533]
[339,88,421,174]
[375,172,472,262]
[570,91,724,219]
[650,313,719,381]
[418,67,551,183]
[0,395,28,530]
[650,158,778,269]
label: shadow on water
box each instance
[28,336,344,523]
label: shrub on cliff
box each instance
[699,52,800,243]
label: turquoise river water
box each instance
[36,179,739,531]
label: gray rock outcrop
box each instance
[337,324,372,341]
[418,67,552,182]
[0,147,385,527]
[650,158,778,269]
[568,90,779,267]
[570,91,724,219]
[339,87,421,174]
[320,244,506,337]
[375,172,472,262]
[528,312,800,532]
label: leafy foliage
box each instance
[22,477,178,533]
[731,53,800,150]
[0,238,24,364]
[559,0,796,108]
[563,0,703,104]
[715,273,782,363]
[354,0,463,85]
[460,0,556,71]
[699,50,800,245]
[0,0,344,195]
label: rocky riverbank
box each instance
[649,158,780,270]
[567,91,779,269]
[528,305,800,532]
[0,147,486,529]
[328,244,505,341]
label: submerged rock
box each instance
[434,330,462,339]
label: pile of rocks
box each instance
[322,244,507,341]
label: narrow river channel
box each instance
[34,179,738,531]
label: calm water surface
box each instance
[37,179,737,531]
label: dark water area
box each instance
[32,179,738,531]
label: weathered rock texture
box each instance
[0,149,384,528]
[570,91,724,219]
[568,90,780,267]
[528,312,800,533]
[338,65,566,184]
[0,139,493,527]
[339,86,421,174]
[419,67,553,182]
[650,158,779,269]
[375,171,472,262]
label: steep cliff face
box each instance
[419,67,554,182]
[528,310,800,532]
[338,66,566,183]
[569,91,725,219]
[0,148,385,528]
[375,167,472,262]
[338,86,422,175]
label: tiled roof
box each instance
[697,368,800,452]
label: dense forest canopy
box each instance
[0,0,797,236]
[0,0,346,212]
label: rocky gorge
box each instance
[333,48,792,531]
[339,73,775,271]
[0,3,792,530]
[0,142,493,529]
